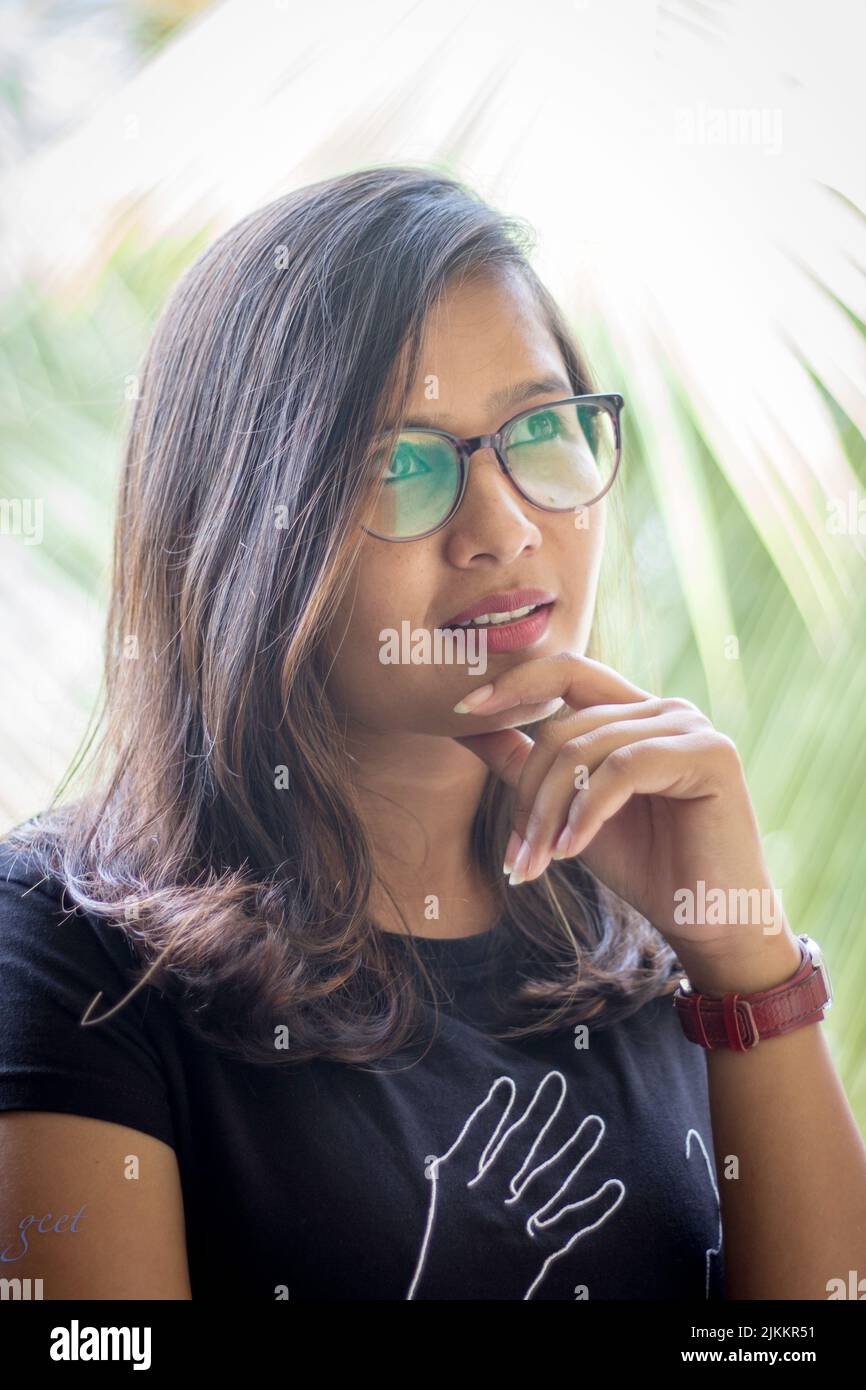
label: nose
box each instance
[442,446,542,564]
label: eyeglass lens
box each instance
[368,401,617,540]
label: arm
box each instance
[678,933,866,1301]
[449,651,866,1299]
[0,1111,192,1299]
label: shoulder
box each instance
[0,824,75,910]
[0,829,61,900]
[0,826,178,1149]
[0,829,145,990]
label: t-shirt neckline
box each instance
[376,923,509,971]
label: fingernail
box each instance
[551,826,574,860]
[503,830,523,875]
[453,682,495,714]
[508,838,532,886]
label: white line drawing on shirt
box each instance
[685,1126,723,1298]
[406,1069,626,1300]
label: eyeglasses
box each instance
[362,393,624,542]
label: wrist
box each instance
[672,933,833,1052]
[671,929,804,995]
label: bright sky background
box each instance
[2,0,865,818]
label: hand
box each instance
[452,651,796,969]
[406,1069,625,1301]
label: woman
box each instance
[1,165,864,1302]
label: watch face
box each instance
[801,935,833,1009]
[820,963,834,1010]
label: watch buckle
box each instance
[733,998,759,1050]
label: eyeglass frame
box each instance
[361,391,625,542]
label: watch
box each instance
[672,934,833,1051]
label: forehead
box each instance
[394,270,570,431]
[415,269,562,375]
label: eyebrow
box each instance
[394,376,574,431]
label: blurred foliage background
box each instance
[1,0,865,1123]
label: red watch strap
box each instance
[673,938,830,1050]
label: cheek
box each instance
[548,512,604,648]
[323,518,606,731]
[324,561,453,729]
[330,617,480,733]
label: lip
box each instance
[439,588,556,655]
[467,602,554,653]
[442,587,556,627]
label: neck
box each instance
[345,727,499,939]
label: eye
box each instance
[508,408,563,446]
[523,410,560,441]
[384,442,432,483]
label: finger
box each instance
[456,700,662,789]
[557,734,710,861]
[453,730,533,872]
[512,711,698,884]
[507,698,666,842]
[454,652,652,720]
[457,704,694,877]
[453,728,534,787]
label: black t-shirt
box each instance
[0,838,724,1301]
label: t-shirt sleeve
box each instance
[0,867,177,1150]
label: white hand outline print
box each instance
[407,1068,625,1300]
[685,1126,723,1298]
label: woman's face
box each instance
[326,270,606,737]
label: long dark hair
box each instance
[4,164,680,1067]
